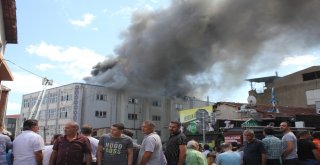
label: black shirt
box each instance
[243,139,266,165]
[297,139,316,160]
[164,131,187,163]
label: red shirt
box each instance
[313,138,320,153]
[53,134,91,165]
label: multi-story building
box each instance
[0,0,17,124]
[248,66,320,109]
[5,114,19,137]
[20,83,211,143]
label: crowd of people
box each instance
[1,120,320,165]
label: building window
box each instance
[95,111,107,118]
[152,100,161,107]
[42,97,48,105]
[49,94,58,104]
[48,109,56,119]
[152,115,161,121]
[175,103,183,110]
[128,113,137,120]
[39,110,46,120]
[128,98,138,104]
[23,99,29,108]
[96,94,107,101]
[61,94,73,101]
[303,71,320,81]
[59,107,68,119]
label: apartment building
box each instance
[20,83,210,143]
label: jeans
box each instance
[266,159,281,165]
[283,158,299,165]
[299,159,318,165]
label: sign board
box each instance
[179,105,216,135]
[224,135,242,144]
[179,105,215,123]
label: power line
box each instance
[4,58,63,85]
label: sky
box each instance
[3,0,320,115]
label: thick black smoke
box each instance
[85,0,320,98]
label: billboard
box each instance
[179,105,216,135]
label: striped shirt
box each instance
[262,135,282,159]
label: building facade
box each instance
[20,83,210,143]
[0,0,17,125]
[5,114,19,137]
[248,66,320,108]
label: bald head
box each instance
[64,121,79,137]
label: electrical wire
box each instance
[4,58,63,85]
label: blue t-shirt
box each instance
[216,151,241,165]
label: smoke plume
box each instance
[85,0,320,98]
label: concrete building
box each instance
[248,66,320,109]
[5,114,19,137]
[20,83,210,143]
[0,0,17,125]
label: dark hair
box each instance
[281,121,291,127]
[204,144,210,150]
[23,119,38,131]
[313,132,320,139]
[170,121,182,128]
[231,142,239,151]
[123,129,134,137]
[298,130,310,137]
[112,123,125,130]
[263,126,274,135]
[81,124,93,135]
[207,153,216,158]
[51,134,63,145]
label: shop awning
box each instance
[241,118,260,127]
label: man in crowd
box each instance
[50,121,91,165]
[164,121,187,165]
[138,120,165,165]
[280,121,299,165]
[312,132,320,157]
[42,134,62,165]
[123,129,140,165]
[185,140,207,165]
[13,119,45,165]
[81,124,99,165]
[97,123,133,165]
[242,129,266,165]
[297,130,320,164]
[0,123,12,164]
[262,126,282,165]
[202,144,211,157]
[216,142,241,165]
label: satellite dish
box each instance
[247,95,257,106]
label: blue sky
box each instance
[3,0,320,115]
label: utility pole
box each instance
[132,98,138,139]
[202,111,206,144]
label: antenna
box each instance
[247,95,257,106]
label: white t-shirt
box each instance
[138,132,165,165]
[13,130,45,165]
[42,145,53,165]
[88,136,99,162]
